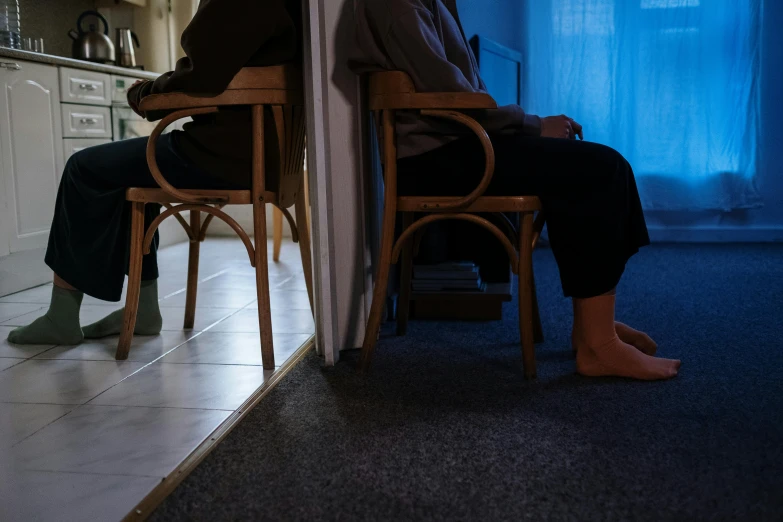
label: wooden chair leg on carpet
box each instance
[116,202,145,360]
[272,207,283,262]
[360,109,398,371]
[252,105,275,370]
[184,210,201,329]
[518,212,536,379]
[396,212,414,336]
[295,179,314,314]
[531,210,544,343]
[531,263,544,344]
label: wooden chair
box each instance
[360,71,546,379]
[115,64,314,370]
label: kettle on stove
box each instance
[68,11,116,64]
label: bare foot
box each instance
[614,322,657,355]
[572,321,658,356]
[575,335,680,380]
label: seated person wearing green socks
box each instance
[7,0,301,346]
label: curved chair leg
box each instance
[254,198,274,370]
[518,212,537,379]
[295,181,314,315]
[184,210,201,329]
[360,109,398,372]
[252,105,275,370]
[116,202,145,360]
[359,208,396,371]
[396,212,414,336]
[273,207,283,262]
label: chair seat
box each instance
[126,188,278,205]
[397,195,542,213]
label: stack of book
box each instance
[411,262,485,293]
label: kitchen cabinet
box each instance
[0,60,65,254]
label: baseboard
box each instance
[647,226,783,243]
[157,217,190,248]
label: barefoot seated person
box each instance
[352,0,680,380]
[7,0,301,346]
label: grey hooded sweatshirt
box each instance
[351,0,542,158]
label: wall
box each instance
[21,0,96,58]
[457,0,524,54]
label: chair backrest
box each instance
[139,64,306,208]
[236,65,306,209]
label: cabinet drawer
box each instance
[111,75,142,104]
[63,138,112,163]
[61,104,112,138]
[59,67,111,106]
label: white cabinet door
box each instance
[0,60,65,253]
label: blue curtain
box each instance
[523,0,762,211]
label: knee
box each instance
[62,150,90,185]
[594,144,632,183]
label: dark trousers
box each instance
[45,133,246,302]
[397,134,650,298]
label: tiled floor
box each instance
[0,238,313,521]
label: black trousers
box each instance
[45,134,245,302]
[397,134,650,298]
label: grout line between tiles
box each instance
[71,403,240,411]
[82,299,258,406]
[21,468,164,480]
[0,401,82,406]
[0,305,47,325]
[159,268,232,301]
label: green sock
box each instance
[82,280,163,339]
[7,286,84,345]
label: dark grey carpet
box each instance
[152,244,783,522]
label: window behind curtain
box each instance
[523,0,762,211]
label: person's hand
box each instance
[127,80,147,117]
[541,115,583,140]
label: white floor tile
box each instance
[160,305,239,331]
[5,304,240,334]
[0,326,56,358]
[0,303,46,324]
[274,274,309,292]
[161,332,312,365]
[208,307,314,334]
[0,360,144,404]
[0,238,310,518]
[90,362,273,410]
[0,403,73,447]
[34,331,196,363]
[0,284,53,304]
[10,405,229,477]
[0,358,24,371]
[1,471,159,522]
[265,290,312,310]
[159,286,258,309]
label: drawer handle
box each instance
[79,117,99,125]
[0,62,21,70]
[78,83,98,91]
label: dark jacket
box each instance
[128,0,302,186]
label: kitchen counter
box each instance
[0,47,160,80]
